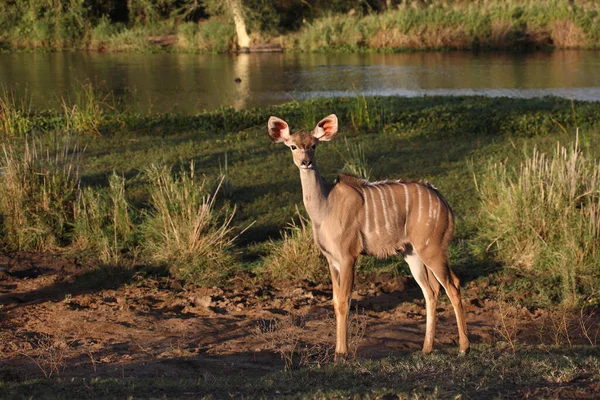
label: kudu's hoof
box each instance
[334,352,348,364]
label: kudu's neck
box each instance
[299,164,329,223]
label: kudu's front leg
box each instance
[329,257,356,362]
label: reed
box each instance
[62,81,109,135]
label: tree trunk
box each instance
[227,0,251,50]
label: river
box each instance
[1,50,599,114]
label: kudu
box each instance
[267,114,469,360]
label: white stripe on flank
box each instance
[417,184,423,223]
[370,187,381,235]
[363,188,371,232]
[401,183,409,236]
[427,188,433,220]
[375,185,391,230]
[433,194,441,232]
[388,184,400,234]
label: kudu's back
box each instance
[336,175,454,260]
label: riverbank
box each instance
[1,1,600,53]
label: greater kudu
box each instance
[267,114,469,361]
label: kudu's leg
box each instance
[329,257,356,362]
[420,252,470,354]
[404,252,441,354]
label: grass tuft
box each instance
[73,172,136,265]
[0,87,32,138]
[261,209,328,285]
[142,162,241,285]
[478,133,600,305]
[0,135,82,251]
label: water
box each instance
[1,50,599,114]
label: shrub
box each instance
[142,162,240,285]
[478,134,600,305]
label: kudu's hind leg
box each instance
[405,252,441,354]
[420,252,470,354]
[328,257,356,362]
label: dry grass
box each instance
[261,209,328,285]
[0,135,82,251]
[73,172,135,265]
[552,20,586,48]
[17,333,74,378]
[142,162,242,285]
[478,134,600,305]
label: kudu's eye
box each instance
[290,145,297,150]
[311,144,316,149]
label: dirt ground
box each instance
[0,252,595,397]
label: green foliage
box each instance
[176,18,235,52]
[142,162,241,285]
[478,134,600,305]
[1,0,600,51]
[1,344,599,398]
[1,94,600,296]
[339,138,371,180]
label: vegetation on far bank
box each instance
[1,86,600,308]
[1,0,600,53]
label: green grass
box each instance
[1,95,600,298]
[1,345,598,399]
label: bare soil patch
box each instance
[0,252,597,398]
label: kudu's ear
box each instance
[313,114,338,141]
[268,116,291,143]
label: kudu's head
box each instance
[267,114,338,171]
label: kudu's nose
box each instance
[301,159,312,168]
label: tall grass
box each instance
[0,87,32,138]
[176,19,235,53]
[0,135,82,251]
[73,173,135,265]
[142,163,241,285]
[261,210,328,285]
[292,0,600,52]
[62,81,114,135]
[339,138,371,180]
[478,134,600,305]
